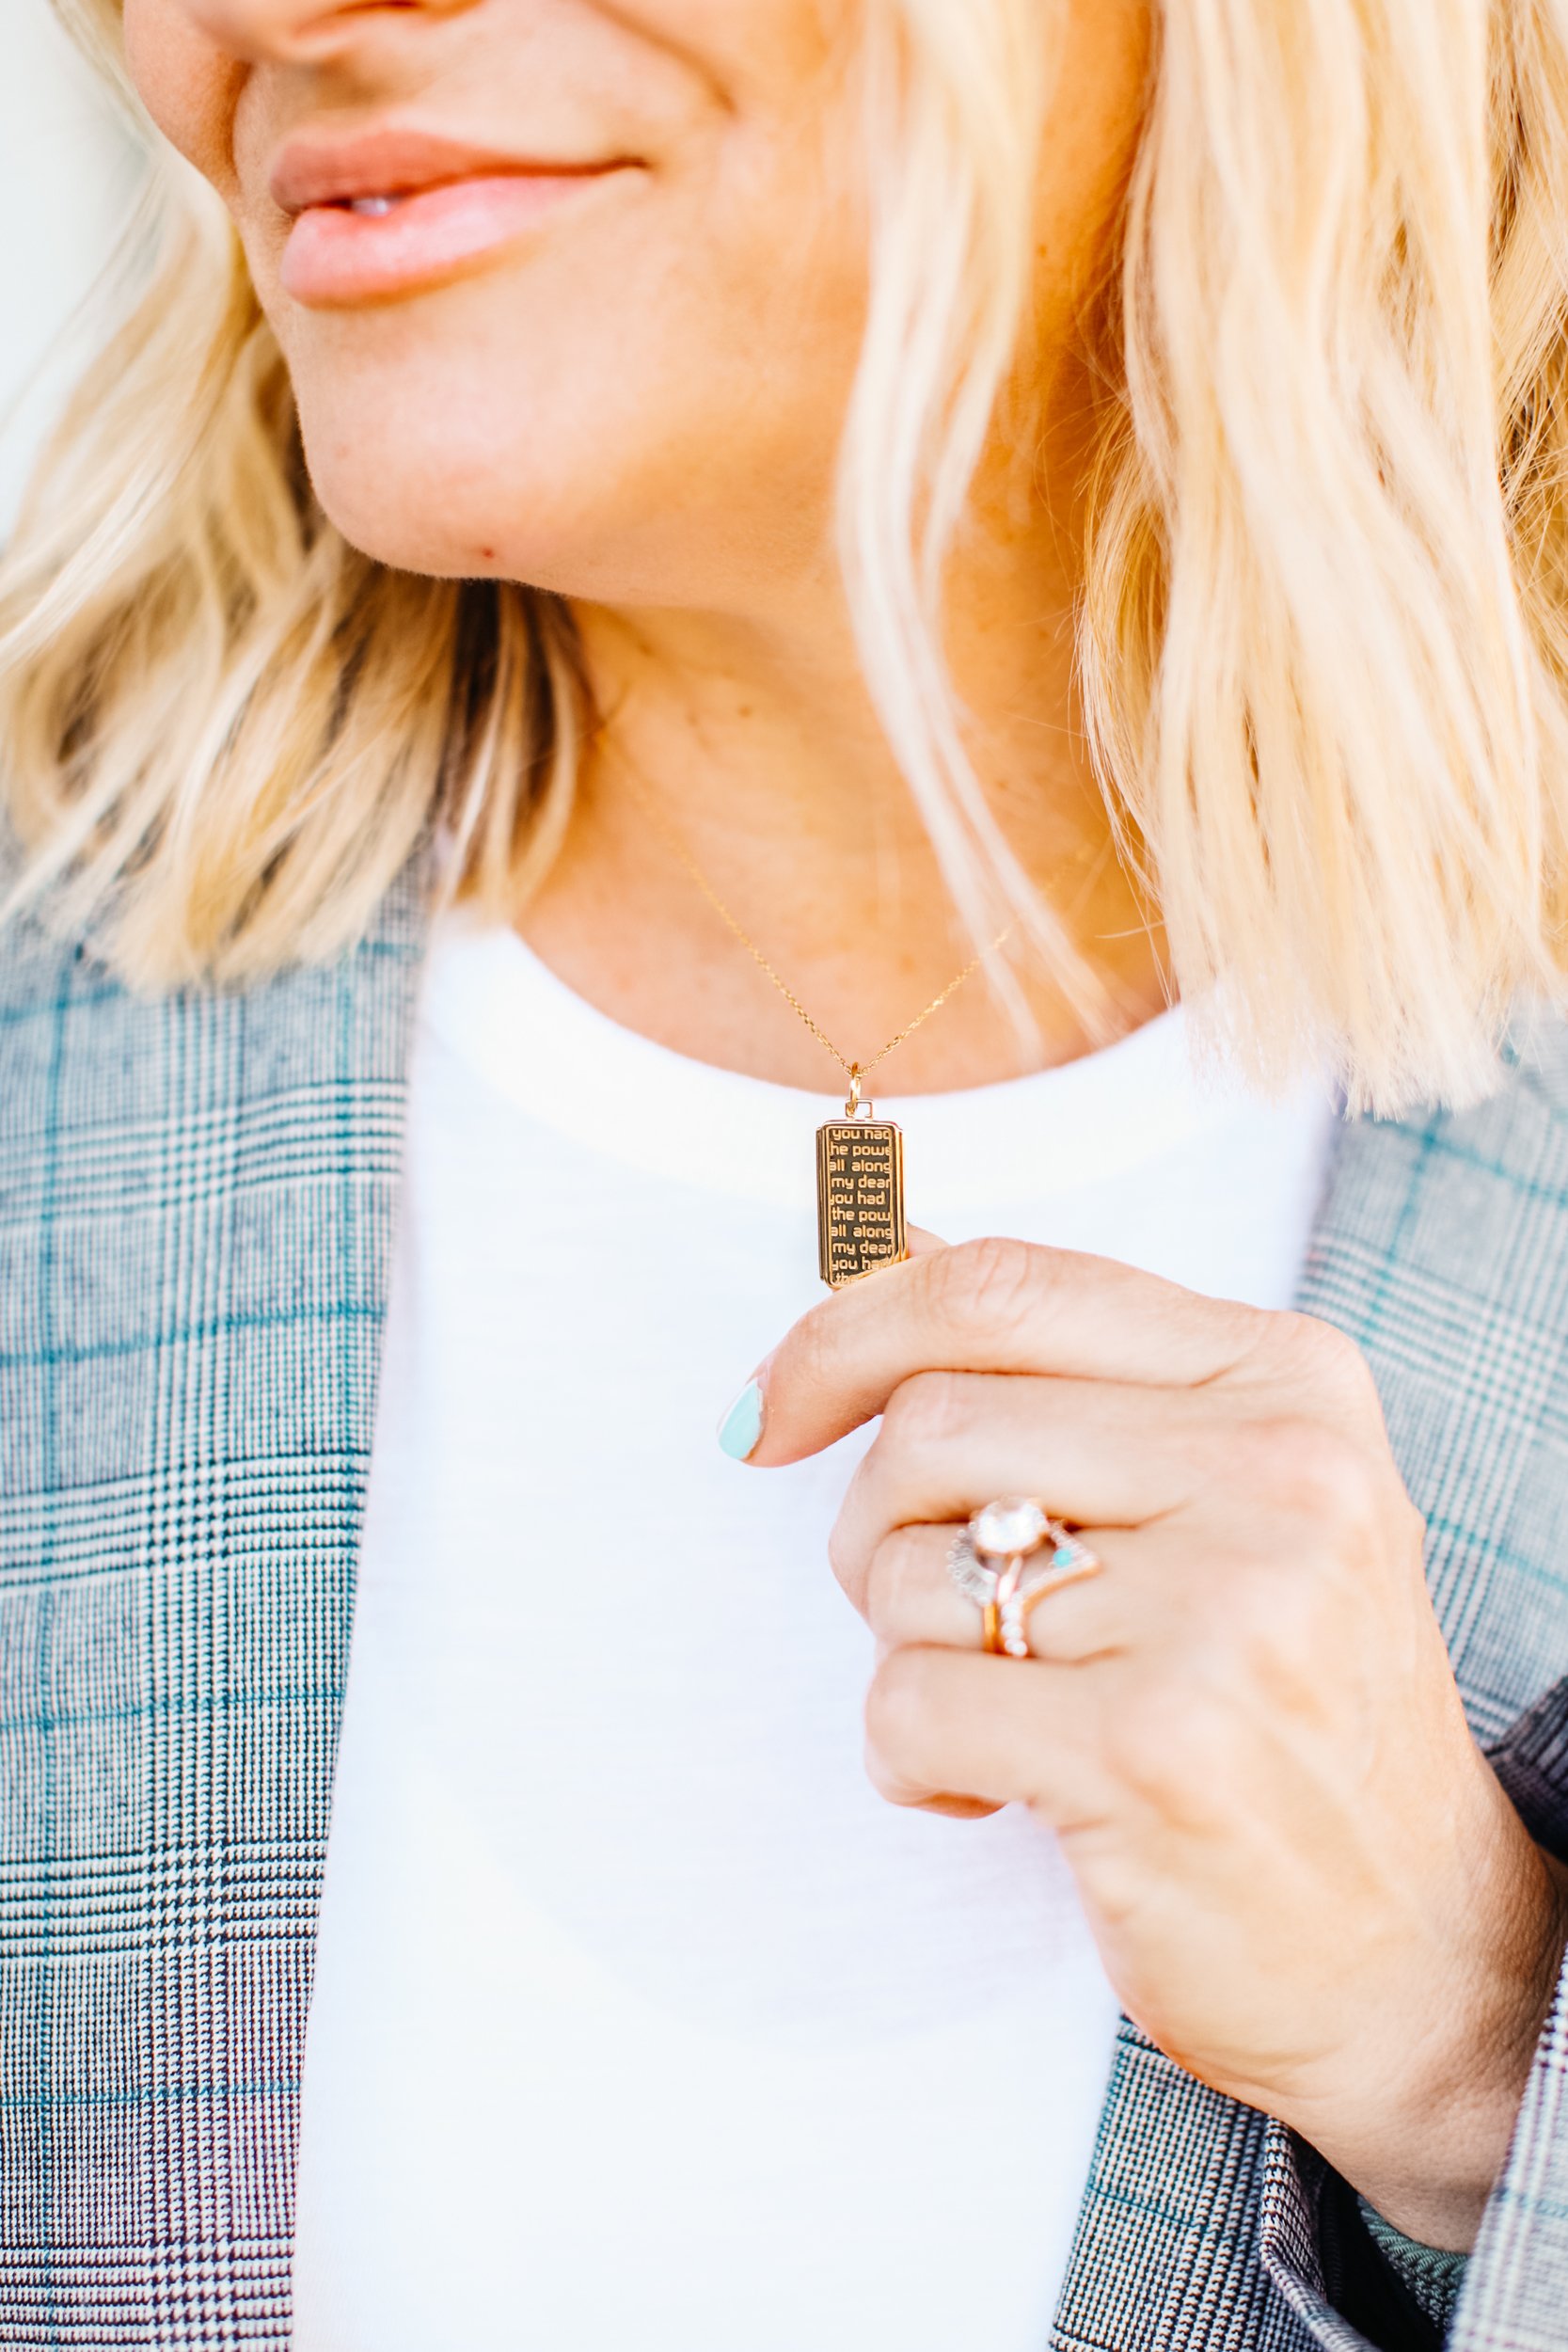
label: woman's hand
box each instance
[733,1238,1568,2251]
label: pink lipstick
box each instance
[272,128,641,307]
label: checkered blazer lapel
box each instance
[5,882,1568,2351]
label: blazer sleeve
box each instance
[1255,1674,1568,2352]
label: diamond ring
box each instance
[947,1496,1102,1657]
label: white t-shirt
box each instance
[291,916,1335,2352]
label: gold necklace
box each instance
[620,769,1015,1288]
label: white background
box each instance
[1,0,143,529]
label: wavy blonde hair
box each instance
[4,0,1568,1109]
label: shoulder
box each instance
[0,867,430,1203]
[0,866,430,1120]
[1314,1005,1568,1279]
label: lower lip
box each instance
[280,169,632,306]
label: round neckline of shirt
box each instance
[418,912,1267,1210]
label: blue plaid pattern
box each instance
[0,872,422,2345]
[3,882,1568,2349]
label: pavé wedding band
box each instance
[947,1496,1102,1658]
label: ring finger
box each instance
[863,1518,1139,1662]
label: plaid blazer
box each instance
[4,864,1568,2351]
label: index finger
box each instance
[736,1235,1266,1467]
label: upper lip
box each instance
[268,126,629,217]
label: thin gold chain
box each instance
[619,767,1016,1101]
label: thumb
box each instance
[714,1226,949,1461]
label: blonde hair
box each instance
[5,0,1568,1109]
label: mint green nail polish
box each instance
[717,1378,765,1462]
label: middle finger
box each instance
[831,1370,1224,1602]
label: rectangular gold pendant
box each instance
[816,1118,908,1288]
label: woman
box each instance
[4,0,1568,2345]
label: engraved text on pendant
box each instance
[816,1118,908,1288]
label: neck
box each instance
[515,422,1165,1098]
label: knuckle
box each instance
[826,1514,861,1598]
[1221,1556,1337,1686]
[863,1526,928,1634]
[1230,1413,1380,1534]
[864,1646,939,1765]
[1394,1488,1430,1563]
[1272,1310,1382,1415]
[1106,1677,1233,1817]
[927,1233,1045,1339]
[879,1368,968,1457]
[1103,1677,1195,1796]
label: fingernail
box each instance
[717,1377,765,1463]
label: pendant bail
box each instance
[845,1065,864,1120]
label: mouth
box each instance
[272,127,642,307]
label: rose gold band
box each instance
[1008,1549,1103,1654]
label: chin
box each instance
[287,343,590,582]
[304,445,542,582]
[304,439,689,600]
[295,382,829,608]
